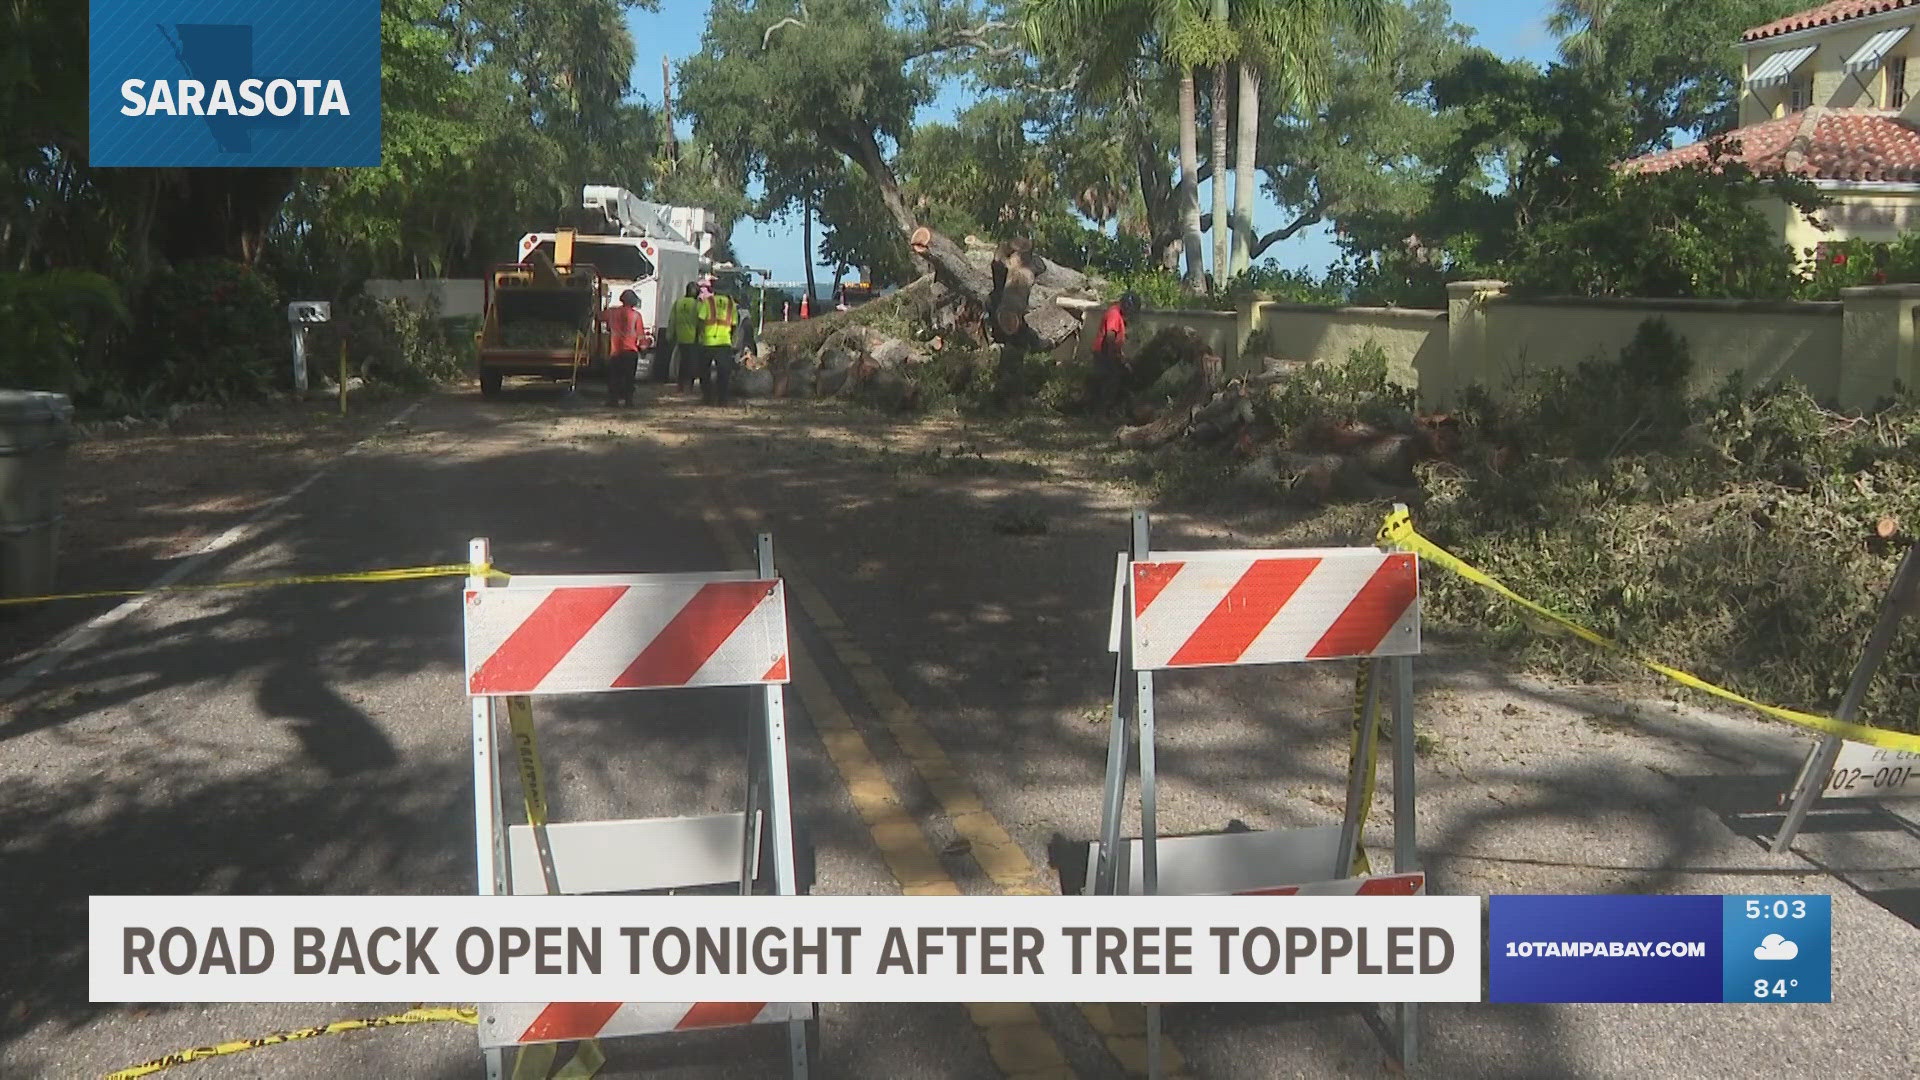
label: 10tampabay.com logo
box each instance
[89,0,379,167]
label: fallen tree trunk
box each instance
[832,119,1102,352]
[912,228,1091,349]
[1117,336,1224,449]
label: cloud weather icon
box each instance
[1754,934,1799,961]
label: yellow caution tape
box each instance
[1378,507,1920,754]
[501,697,603,1079]
[553,1040,607,1079]
[514,1043,560,1080]
[511,1039,607,1080]
[0,563,507,608]
[1345,661,1377,877]
[506,695,552,828]
[103,1006,476,1079]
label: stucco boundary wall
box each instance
[363,278,486,320]
[1115,281,1920,413]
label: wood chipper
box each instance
[474,229,604,399]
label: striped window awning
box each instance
[1749,44,1818,88]
[1845,26,1911,73]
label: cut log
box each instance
[868,335,925,369]
[913,227,1095,349]
[1355,433,1421,482]
[1290,418,1384,453]
[1130,326,1218,397]
[988,239,1038,344]
[1245,451,1359,504]
[1244,358,1314,387]
[734,366,774,398]
[1189,392,1255,445]
[1116,339,1224,449]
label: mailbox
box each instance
[288,300,331,324]
[286,301,332,393]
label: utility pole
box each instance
[661,55,679,166]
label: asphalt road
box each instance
[4,381,1920,1079]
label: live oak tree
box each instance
[1549,0,1803,154]
[681,0,1093,347]
[814,162,919,290]
[1343,36,1827,302]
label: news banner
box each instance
[89,893,1830,1005]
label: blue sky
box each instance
[624,0,1563,283]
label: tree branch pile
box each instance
[1114,328,1460,504]
[757,234,1108,400]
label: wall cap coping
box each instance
[1141,307,1235,319]
[1838,284,1920,300]
[1497,294,1843,315]
[1446,279,1510,294]
[1255,300,1447,321]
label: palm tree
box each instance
[1203,0,1234,282]
[1548,0,1616,66]
[1227,0,1389,277]
[1025,0,1213,290]
[1029,1,1387,286]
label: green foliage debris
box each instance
[1417,320,1920,731]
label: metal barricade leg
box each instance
[1095,552,1135,897]
[761,690,800,896]
[1093,648,1132,895]
[786,1017,812,1080]
[1138,668,1160,898]
[1774,736,1845,855]
[1096,552,1133,895]
[741,707,766,895]
[765,670,812,1079]
[1127,511,1170,1080]
[1774,542,1920,853]
[757,534,801,899]
[1391,655,1419,1070]
[1335,659,1382,878]
[1146,1004,1164,1080]
[471,694,507,896]
[469,539,509,1080]
[757,533,811,1079]
[470,541,509,898]
[1131,510,1159,898]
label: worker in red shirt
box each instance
[600,289,648,407]
[1091,291,1142,411]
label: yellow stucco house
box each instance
[1625,0,1920,255]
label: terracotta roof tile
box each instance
[1620,109,1920,183]
[1744,0,1918,42]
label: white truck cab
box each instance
[516,186,712,341]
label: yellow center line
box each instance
[711,494,1189,1079]
[695,500,1076,1080]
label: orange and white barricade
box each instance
[1093,510,1425,1073]
[463,534,814,1079]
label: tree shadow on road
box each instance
[0,407,971,1077]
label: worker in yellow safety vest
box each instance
[665,282,700,389]
[695,284,737,405]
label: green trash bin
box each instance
[0,390,73,603]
